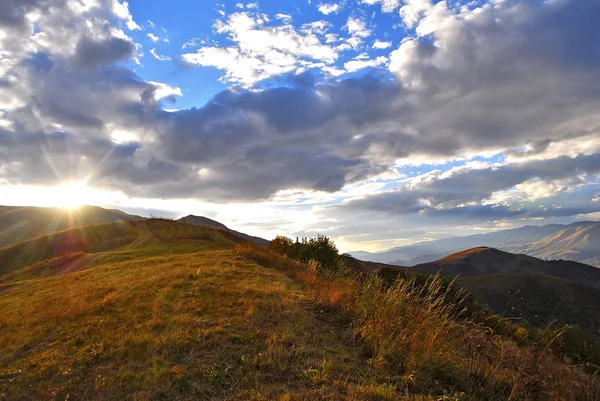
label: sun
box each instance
[51,182,89,210]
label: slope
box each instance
[0,205,142,248]
[177,214,270,246]
[0,220,414,400]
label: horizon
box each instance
[2,0,600,253]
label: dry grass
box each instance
[0,227,431,400]
[236,242,600,400]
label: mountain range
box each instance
[351,221,600,267]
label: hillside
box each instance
[1,223,598,399]
[0,205,142,248]
[0,219,243,285]
[351,221,600,267]
[398,247,600,335]
[177,214,270,246]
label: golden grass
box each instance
[236,242,600,400]
[0,234,429,400]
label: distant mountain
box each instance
[177,215,270,246]
[0,205,142,248]
[386,247,600,334]
[351,221,600,267]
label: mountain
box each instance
[351,221,600,267]
[0,205,142,248]
[177,214,270,246]
[392,247,600,334]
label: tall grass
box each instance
[236,242,600,400]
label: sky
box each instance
[1,0,600,252]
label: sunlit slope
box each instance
[0,248,386,399]
[0,205,142,248]
[0,219,243,284]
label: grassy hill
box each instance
[1,223,599,399]
[0,205,141,248]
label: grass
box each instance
[1,220,600,400]
[236,242,600,400]
[0,220,417,400]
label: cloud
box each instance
[340,154,600,218]
[275,13,293,22]
[318,3,341,15]
[182,11,338,86]
[2,0,600,229]
[72,37,135,68]
[372,40,392,49]
[345,17,371,38]
[148,82,183,101]
[361,0,401,13]
[344,56,387,72]
[112,0,141,30]
[147,33,159,42]
[150,48,171,61]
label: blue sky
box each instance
[1,0,600,252]
[125,0,415,107]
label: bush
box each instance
[268,234,339,271]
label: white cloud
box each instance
[345,17,371,40]
[400,0,434,29]
[324,33,338,43]
[182,37,205,49]
[372,40,392,49]
[301,20,331,35]
[112,1,141,30]
[515,179,574,202]
[148,81,183,100]
[236,2,259,9]
[344,56,388,72]
[275,13,293,22]
[182,11,339,86]
[147,33,159,42]
[361,0,401,13]
[150,48,171,61]
[318,3,341,15]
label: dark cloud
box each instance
[72,37,135,68]
[342,154,600,215]
[0,0,46,30]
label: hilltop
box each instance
[352,221,600,267]
[177,214,270,246]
